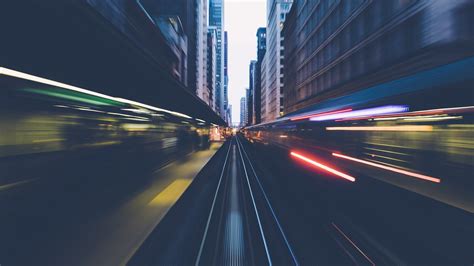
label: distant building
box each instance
[261,0,293,122]
[247,60,256,125]
[207,27,218,111]
[240,96,247,127]
[282,0,474,114]
[254,27,266,124]
[209,0,225,118]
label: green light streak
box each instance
[22,87,125,107]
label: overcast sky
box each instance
[224,0,266,125]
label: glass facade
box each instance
[208,0,225,119]
[262,0,293,122]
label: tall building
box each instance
[224,31,229,123]
[226,104,232,126]
[207,27,218,111]
[209,0,225,118]
[282,0,474,114]
[260,52,268,122]
[195,0,209,106]
[240,96,247,127]
[254,27,266,124]
[261,0,293,122]
[247,60,256,125]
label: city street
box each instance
[1,0,473,265]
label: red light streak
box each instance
[290,108,353,121]
[290,152,356,182]
[332,153,441,183]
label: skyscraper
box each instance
[254,27,266,124]
[207,27,218,111]
[209,0,225,119]
[226,104,232,126]
[248,60,256,125]
[224,31,229,123]
[262,0,293,122]
[260,52,268,122]
[195,0,208,106]
[240,96,247,127]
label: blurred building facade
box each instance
[93,0,192,87]
[133,0,217,109]
[282,0,474,114]
[247,60,256,126]
[87,0,226,122]
[261,0,293,122]
[153,15,188,85]
[254,27,266,125]
[138,0,194,91]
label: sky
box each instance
[224,0,266,125]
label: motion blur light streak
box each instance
[331,223,375,266]
[402,115,462,122]
[326,125,433,131]
[290,152,356,182]
[23,88,118,106]
[0,67,117,102]
[332,153,441,183]
[401,106,474,116]
[310,106,408,121]
[121,108,153,114]
[373,106,474,120]
[290,108,353,121]
[0,66,197,121]
[75,107,105,113]
[115,98,192,119]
